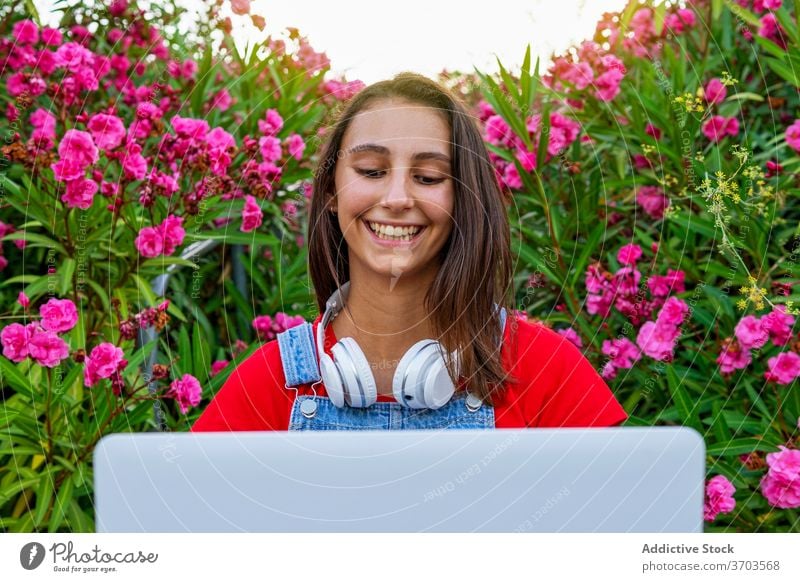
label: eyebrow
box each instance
[343,143,451,164]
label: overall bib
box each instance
[276,312,504,431]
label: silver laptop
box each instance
[94,427,705,533]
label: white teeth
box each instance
[368,221,422,240]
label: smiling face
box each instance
[332,97,455,289]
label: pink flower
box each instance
[557,327,583,349]
[210,360,229,377]
[30,108,57,143]
[61,178,98,209]
[656,297,689,327]
[241,195,263,232]
[28,329,70,368]
[158,215,185,256]
[485,115,513,146]
[84,342,125,388]
[167,374,202,413]
[760,446,800,509]
[785,119,800,153]
[259,109,284,136]
[51,158,86,182]
[764,351,800,385]
[602,338,641,368]
[617,243,642,266]
[502,163,522,190]
[135,226,163,258]
[514,146,537,172]
[58,129,99,168]
[704,78,727,105]
[259,136,282,163]
[39,298,79,333]
[252,315,275,339]
[665,9,696,35]
[636,320,680,360]
[210,88,233,111]
[122,143,147,180]
[636,185,670,220]
[1,322,37,362]
[12,19,39,45]
[18,292,30,308]
[286,133,306,161]
[702,116,739,142]
[87,113,126,151]
[41,26,62,46]
[647,270,686,298]
[231,0,251,15]
[704,475,736,522]
[717,341,752,374]
[206,126,236,152]
[171,115,209,140]
[761,304,795,345]
[734,315,769,350]
[644,123,661,140]
[594,68,624,102]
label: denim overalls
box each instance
[276,309,506,431]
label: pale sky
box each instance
[238,0,629,83]
[34,0,629,84]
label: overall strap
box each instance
[276,322,321,387]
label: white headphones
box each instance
[316,281,506,411]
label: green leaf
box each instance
[34,473,55,527]
[192,321,210,385]
[177,325,192,377]
[666,365,701,431]
[48,473,74,532]
[707,438,779,457]
[725,92,764,102]
[1,231,68,256]
[725,0,762,27]
[0,357,34,397]
[186,230,279,247]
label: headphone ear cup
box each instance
[337,337,377,407]
[319,352,345,408]
[393,340,455,409]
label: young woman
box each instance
[191,72,627,432]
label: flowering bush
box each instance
[0,0,360,532]
[444,0,800,531]
[1,0,799,533]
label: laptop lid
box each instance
[93,427,705,533]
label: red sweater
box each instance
[192,315,628,431]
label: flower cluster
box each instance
[252,312,307,342]
[479,104,582,191]
[759,446,800,509]
[716,304,798,380]
[704,475,736,522]
[1,298,77,368]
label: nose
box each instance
[379,169,414,211]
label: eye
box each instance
[356,168,385,178]
[416,175,444,185]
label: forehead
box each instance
[341,99,451,154]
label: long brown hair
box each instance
[308,71,518,405]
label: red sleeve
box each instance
[191,341,292,432]
[537,328,628,428]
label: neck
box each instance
[331,272,438,360]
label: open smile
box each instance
[362,218,427,247]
